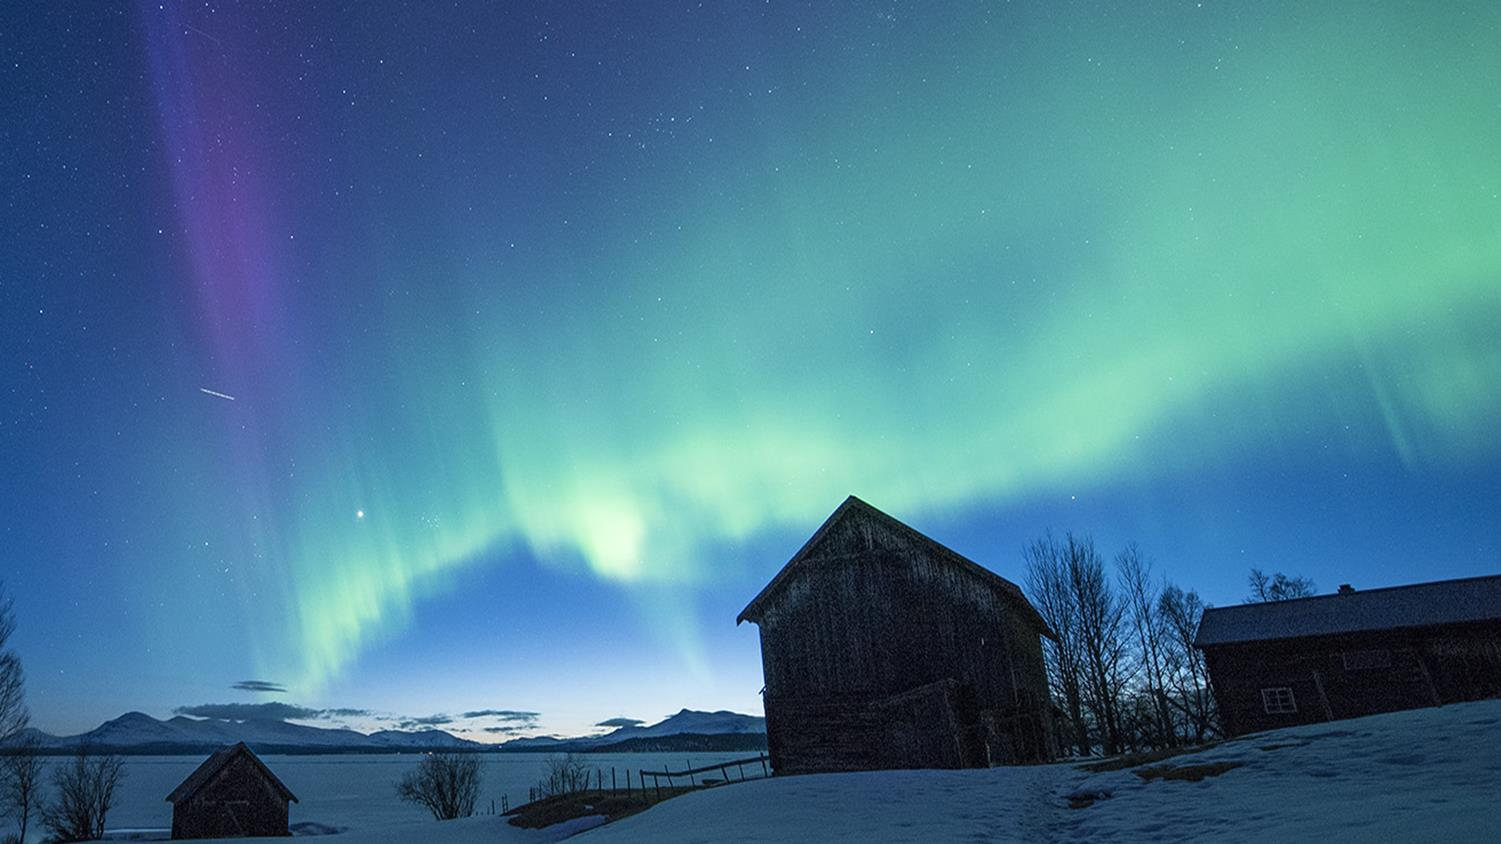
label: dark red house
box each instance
[738,496,1055,774]
[1196,574,1501,736]
[166,742,298,839]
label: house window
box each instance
[1342,649,1392,671]
[1261,687,1297,714]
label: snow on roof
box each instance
[1194,573,1501,647]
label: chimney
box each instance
[1338,584,1355,595]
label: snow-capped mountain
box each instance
[501,709,766,751]
[9,711,479,753]
[9,708,764,754]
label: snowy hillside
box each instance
[502,709,765,751]
[575,698,1500,843]
[11,711,479,752]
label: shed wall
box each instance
[1205,621,1501,736]
[755,513,1051,772]
[171,755,291,839]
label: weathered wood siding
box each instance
[756,508,1052,772]
[171,754,292,839]
[1205,621,1501,736]
[766,680,967,773]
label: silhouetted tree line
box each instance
[1025,535,1315,757]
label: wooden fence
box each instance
[637,753,771,802]
[522,753,771,806]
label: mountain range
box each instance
[6,708,765,755]
[503,709,767,752]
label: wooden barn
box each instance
[166,742,297,839]
[1195,574,1501,736]
[737,496,1055,774]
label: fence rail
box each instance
[637,753,770,801]
[520,753,771,807]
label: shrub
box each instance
[396,753,481,820]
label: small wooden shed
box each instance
[738,496,1055,774]
[1195,574,1501,736]
[166,742,297,839]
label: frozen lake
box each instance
[16,751,763,842]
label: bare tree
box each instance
[2,740,43,844]
[1025,533,1089,756]
[396,753,481,820]
[1246,568,1316,603]
[536,753,590,798]
[1068,535,1132,756]
[0,586,28,745]
[1118,544,1175,748]
[41,744,124,842]
[1159,585,1219,741]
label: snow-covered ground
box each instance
[155,814,605,844]
[38,700,1497,842]
[15,752,729,843]
[580,698,1501,843]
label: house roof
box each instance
[165,742,299,805]
[736,495,1054,637]
[1194,573,1501,648]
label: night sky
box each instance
[2,1,1499,740]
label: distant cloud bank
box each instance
[176,700,544,737]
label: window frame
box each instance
[1261,686,1297,714]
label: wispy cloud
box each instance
[595,717,644,728]
[231,680,287,693]
[397,714,455,728]
[461,709,540,724]
[321,707,375,718]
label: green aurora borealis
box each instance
[4,1,1500,733]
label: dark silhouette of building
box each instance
[737,496,1055,774]
[1196,574,1501,736]
[166,742,298,839]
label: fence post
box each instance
[612,767,617,795]
[760,753,768,777]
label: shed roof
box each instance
[1194,573,1501,648]
[736,495,1053,637]
[165,742,299,805]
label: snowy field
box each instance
[22,701,1498,842]
[582,698,1501,844]
[18,751,735,843]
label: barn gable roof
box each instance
[1194,573,1501,648]
[736,495,1053,636]
[165,742,299,805]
